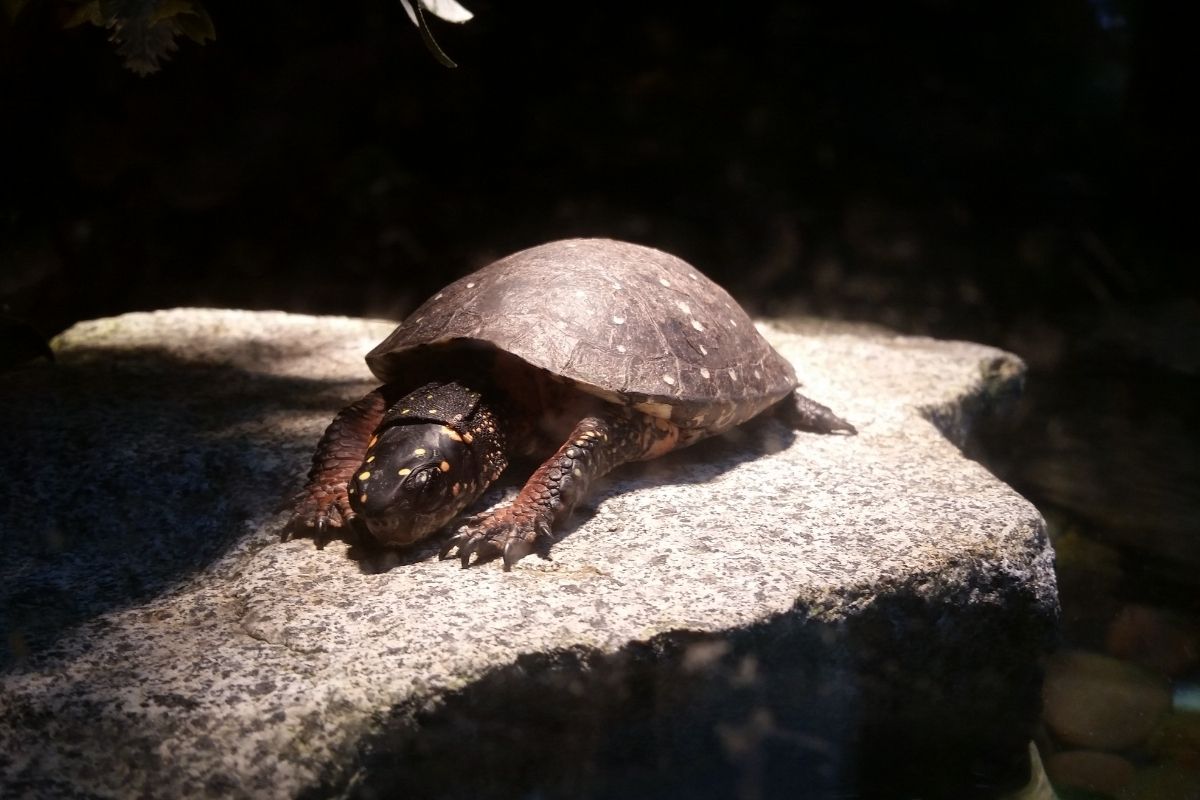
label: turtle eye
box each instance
[410,466,445,512]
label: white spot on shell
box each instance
[659,277,671,287]
[616,344,627,353]
[698,344,708,356]
[729,319,738,327]
[677,301,691,314]
[729,369,738,382]
[691,319,704,332]
[466,281,476,289]
[699,367,711,379]
[754,369,762,379]
[612,315,625,325]
[433,293,443,301]
[662,374,676,386]
[612,281,623,290]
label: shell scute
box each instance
[366,239,797,432]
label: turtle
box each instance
[282,238,855,570]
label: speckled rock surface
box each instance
[0,309,1056,799]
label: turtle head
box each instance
[347,421,487,546]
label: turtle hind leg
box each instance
[778,390,857,435]
[281,386,391,547]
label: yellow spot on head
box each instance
[443,426,463,442]
[358,471,371,481]
[398,468,411,476]
[413,448,427,456]
[368,435,379,447]
[401,408,411,415]
[439,461,450,472]
[366,455,375,463]
[359,493,368,503]
[573,468,582,477]
[463,432,474,443]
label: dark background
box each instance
[1,1,1196,583]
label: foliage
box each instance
[33,0,473,75]
[63,0,215,75]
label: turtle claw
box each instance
[440,507,554,570]
[281,483,356,548]
[438,531,467,561]
[458,534,482,569]
[502,538,534,572]
[314,516,331,549]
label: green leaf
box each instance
[176,7,214,44]
[62,0,105,29]
[149,0,196,24]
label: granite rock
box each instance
[0,309,1057,799]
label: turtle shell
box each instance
[366,239,797,432]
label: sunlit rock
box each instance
[0,309,1056,798]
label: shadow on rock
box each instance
[312,572,1051,800]
[0,343,372,669]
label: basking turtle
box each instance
[283,238,854,569]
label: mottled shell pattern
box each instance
[366,239,798,434]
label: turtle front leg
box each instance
[281,386,390,547]
[441,409,672,570]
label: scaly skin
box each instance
[439,407,679,570]
[284,375,855,569]
[280,387,391,547]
